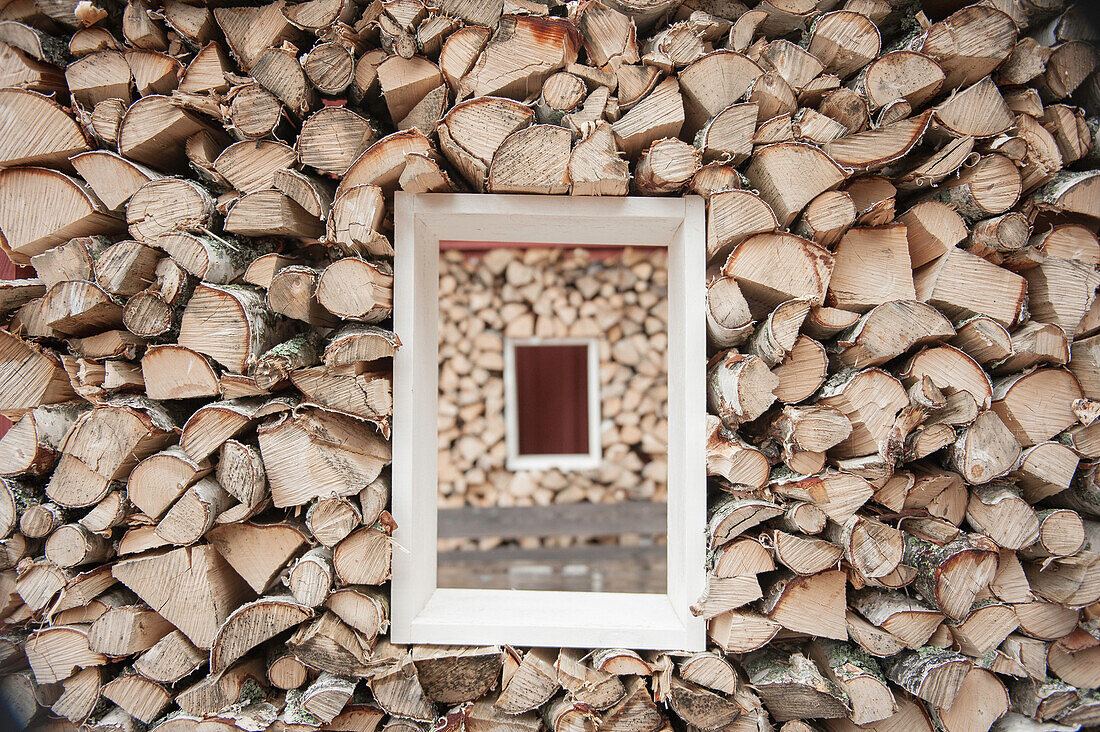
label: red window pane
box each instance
[514,345,589,455]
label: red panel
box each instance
[514,345,589,455]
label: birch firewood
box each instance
[0,3,1092,730]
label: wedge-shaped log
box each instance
[297,106,378,177]
[915,5,1017,90]
[743,143,846,227]
[806,640,895,725]
[722,232,834,316]
[905,533,999,620]
[206,521,308,595]
[112,544,251,649]
[0,88,89,169]
[568,122,630,197]
[259,406,390,507]
[992,368,1082,446]
[761,569,847,640]
[706,189,777,264]
[25,624,108,684]
[834,301,954,368]
[0,331,76,417]
[209,594,313,673]
[0,167,124,264]
[488,125,572,195]
[678,51,762,135]
[824,111,932,171]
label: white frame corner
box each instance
[392,193,706,651]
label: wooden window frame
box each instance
[392,193,706,650]
[503,337,602,471]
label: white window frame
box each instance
[503,336,601,472]
[392,193,706,651]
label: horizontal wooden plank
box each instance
[438,542,667,593]
[437,501,667,539]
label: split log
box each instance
[412,645,502,704]
[112,543,251,649]
[742,650,849,722]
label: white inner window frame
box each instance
[392,192,706,651]
[503,336,601,472]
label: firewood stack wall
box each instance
[0,0,1096,730]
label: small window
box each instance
[504,338,600,471]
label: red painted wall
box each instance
[514,344,590,456]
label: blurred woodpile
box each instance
[436,246,669,553]
[0,0,1095,730]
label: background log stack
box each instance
[0,0,1095,730]
[436,245,669,555]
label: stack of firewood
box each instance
[0,0,1097,729]
[436,246,669,525]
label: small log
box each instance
[722,231,834,316]
[611,76,684,158]
[132,629,205,684]
[851,587,945,649]
[833,300,955,369]
[905,533,1000,620]
[805,640,895,725]
[155,475,231,546]
[206,520,308,595]
[771,335,829,404]
[224,190,324,239]
[43,523,112,568]
[141,345,220,400]
[178,283,286,374]
[992,368,1083,447]
[300,672,356,723]
[287,545,334,608]
[567,122,630,197]
[707,351,778,428]
[965,482,1040,550]
[915,248,1028,328]
[885,648,971,710]
[793,190,856,248]
[742,649,850,722]
[412,645,502,705]
[705,276,753,348]
[129,446,211,520]
[325,586,389,640]
[112,544,251,649]
[327,184,390,257]
[297,107,379,178]
[488,125,572,195]
[949,600,1020,657]
[771,530,843,576]
[632,138,699,195]
[761,569,847,640]
[690,575,763,619]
